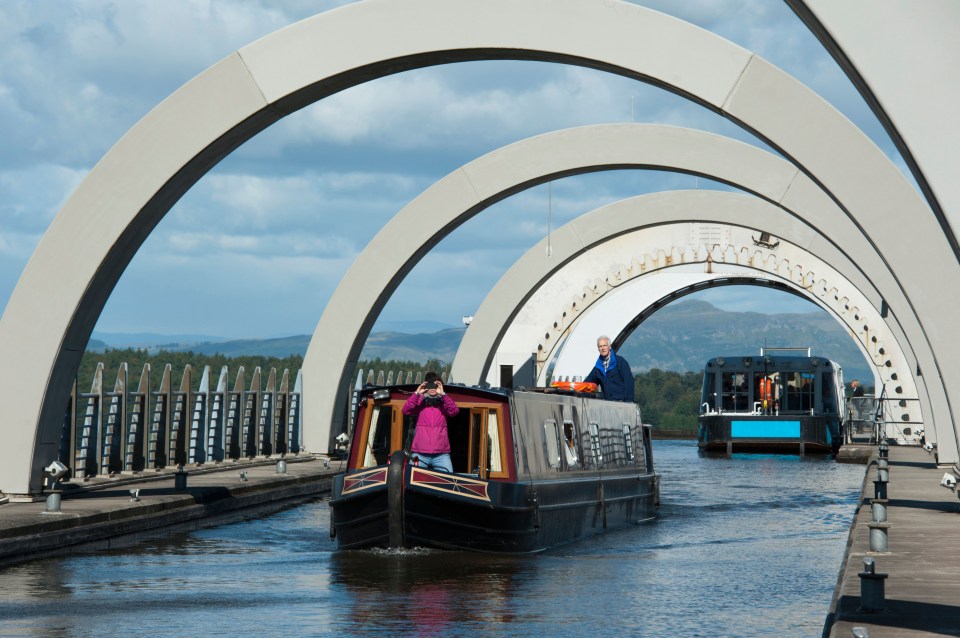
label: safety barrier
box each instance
[61,363,302,480]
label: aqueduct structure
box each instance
[0,0,957,496]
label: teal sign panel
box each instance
[731,420,801,438]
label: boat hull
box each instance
[697,414,837,454]
[331,458,659,553]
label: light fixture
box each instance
[372,388,391,400]
[45,460,69,482]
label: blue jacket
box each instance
[584,351,635,402]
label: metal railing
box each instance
[845,391,923,445]
[62,362,302,481]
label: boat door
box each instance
[354,396,415,468]
[464,407,508,479]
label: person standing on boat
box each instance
[584,335,635,402]
[403,371,459,473]
[851,379,865,397]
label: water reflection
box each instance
[330,549,523,635]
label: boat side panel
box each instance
[403,470,658,553]
[698,414,835,452]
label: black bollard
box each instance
[174,469,188,491]
[857,557,888,613]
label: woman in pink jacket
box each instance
[402,371,459,473]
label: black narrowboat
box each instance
[329,384,659,553]
[697,349,844,454]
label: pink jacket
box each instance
[403,393,459,454]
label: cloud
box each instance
[0,0,908,338]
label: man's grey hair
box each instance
[596,335,611,346]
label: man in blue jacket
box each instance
[584,335,635,402]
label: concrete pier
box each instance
[0,456,341,567]
[825,446,960,637]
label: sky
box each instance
[0,0,909,341]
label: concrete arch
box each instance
[451,192,922,433]
[312,123,949,461]
[0,0,955,495]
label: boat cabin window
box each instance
[821,371,837,415]
[487,411,503,473]
[623,424,634,461]
[544,420,561,469]
[782,371,815,413]
[589,421,602,468]
[702,371,717,411]
[464,407,507,479]
[562,420,579,467]
[362,404,394,467]
[720,372,749,412]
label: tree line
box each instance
[77,350,700,431]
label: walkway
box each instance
[0,456,340,567]
[826,445,960,637]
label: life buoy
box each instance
[759,377,773,403]
[550,381,599,393]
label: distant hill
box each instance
[617,300,872,382]
[86,300,873,380]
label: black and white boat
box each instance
[329,384,659,553]
[697,348,844,454]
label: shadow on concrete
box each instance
[828,595,960,637]
[887,459,937,469]
[887,498,960,513]
[65,486,234,503]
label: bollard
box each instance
[868,521,891,552]
[870,498,888,523]
[276,459,287,474]
[852,627,869,638]
[877,459,889,483]
[43,491,62,514]
[174,469,188,491]
[873,479,887,500]
[857,556,888,613]
[878,442,888,459]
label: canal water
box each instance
[0,440,864,637]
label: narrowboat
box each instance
[329,384,659,553]
[697,349,844,454]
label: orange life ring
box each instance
[550,381,598,393]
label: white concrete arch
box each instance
[313,123,949,461]
[538,237,895,384]
[788,1,960,262]
[451,192,921,432]
[0,0,955,494]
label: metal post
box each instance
[873,479,887,500]
[174,469,188,491]
[43,491,62,514]
[276,459,287,474]
[857,557,888,612]
[871,498,888,523]
[868,521,891,552]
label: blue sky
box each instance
[0,1,908,339]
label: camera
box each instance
[424,382,438,390]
